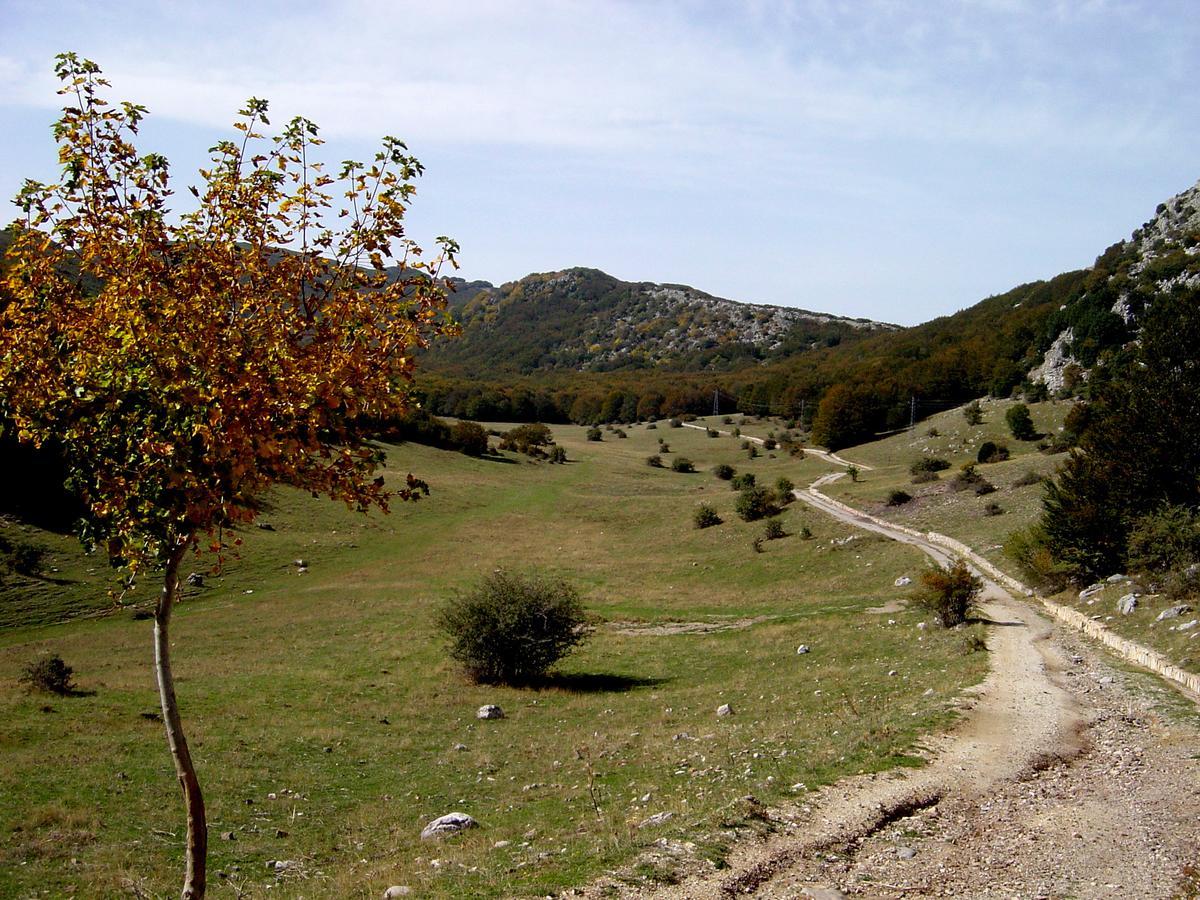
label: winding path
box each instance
[594,459,1200,899]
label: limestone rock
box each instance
[476,704,504,720]
[1156,604,1193,622]
[1117,594,1139,615]
[421,812,478,840]
[796,644,810,654]
[716,703,734,717]
[383,887,411,899]
[638,811,674,828]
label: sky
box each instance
[1,0,1198,325]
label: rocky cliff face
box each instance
[1029,179,1200,390]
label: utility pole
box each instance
[800,398,806,429]
[713,389,720,417]
[910,395,916,430]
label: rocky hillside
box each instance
[430,267,894,375]
[1029,178,1200,391]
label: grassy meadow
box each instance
[0,419,989,898]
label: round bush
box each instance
[736,485,779,521]
[914,561,981,627]
[886,489,912,506]
[763,517,786,540]
[694,504,722,529]
[646,454,664,468]
[437,572,590,685]
[671,457,696,473]
[713,463,736,481]
[586,427,602,441]
[20,654,75,694]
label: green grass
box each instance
[0,421,987,898]
[820,399,1072,567]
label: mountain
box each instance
[429,267,895,376]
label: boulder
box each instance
[796,644,810,655]
[894,576,912,587]
[476,704,504,720]
[383,886,411,898]
[1078,583,1105,600]
[185,572,204,587]
[1156,604,1193,622]
[1116,594,1138,615]
[1106,573,1127,583]
[421,812,478,840]
[716,704,734,717]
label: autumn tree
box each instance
[0,55,458,899]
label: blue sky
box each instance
[2,0,1197,325]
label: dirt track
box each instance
[589,467,1200,899]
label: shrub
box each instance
[659,442,671,454]
[1004,525,1071,594]
[437,572,590,684]
[974,481,996,496]
[722,416,733,425]
[775,476,795,501]
[886,489,912,506]
[645,422,657,430]
[669,418,682,428]
[927,427,940,437]
[614,428,627,439]
[713,463,736,480]
[977,441,1010,464]
[451,420,490,457]
[847,465,860,482]
[731,473,756,490]
[586,427,602,441]
[950,464,985,492]
[706,428,719,438]
[752,536,765,553]
[0,536,46,576]
[1013,470,1044,487]
[740,439,751,450]
[910,457,950,475]
[19,654,75,694]
[499,422,554,456]
[671,457,696,473]
[646,454,664,468]
[548,445,567,464]
[799,525,813,540]
[746,445,759,459]
[732,427,741,437]
[763,517,786,540]
[962,400,983,426]
[763,438,777,451]
[914,561,981,627]
[911,470,939,484]
[694,504,722,529]
[983,502,1004,516]
[736,485,779,522]
[1006,403,1036,440]
[1127,504,1200,573]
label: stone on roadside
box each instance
[421,812,478,840]
[1117,594,1138,615]
[896,846,917,860]
[1079,583,1105,600]
[1156,604,1193,622]
[716,703,734,717]
[476,704,504,720]
[1106,573,1127,583]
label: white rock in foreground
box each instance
[476,704,504,720]
[421,812,478,840]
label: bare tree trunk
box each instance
[154,540,207,900]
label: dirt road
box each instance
[595,467,1200,899]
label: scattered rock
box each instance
[452,742,468,751]
[256,521,275,530]
[220,831,236,841]
[887,669,898,677]
[800,887,847,900]
[1106,573,1128,583]
[292,559,308,568]
[716,704,734,717]
[476,704,504,720]
[896,845,917,860]
[383,887,411,899]
[1156,604,1193,621]
[493,840,511,849]
[1079,583,1105,600]
[894,576,912,587]
[1117,594,1139,615]
[185,572,204,587]
[639,811,675,828]
[796,644,810,654]
[1177,619,1198,632]
[267,859,297,873]
[421,812,478,840]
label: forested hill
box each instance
[428,267,895,375]
[417,178,1200,445]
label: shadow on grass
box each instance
[537,672,670,694]
[479,455,519,465]
[971,616,1026,628]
